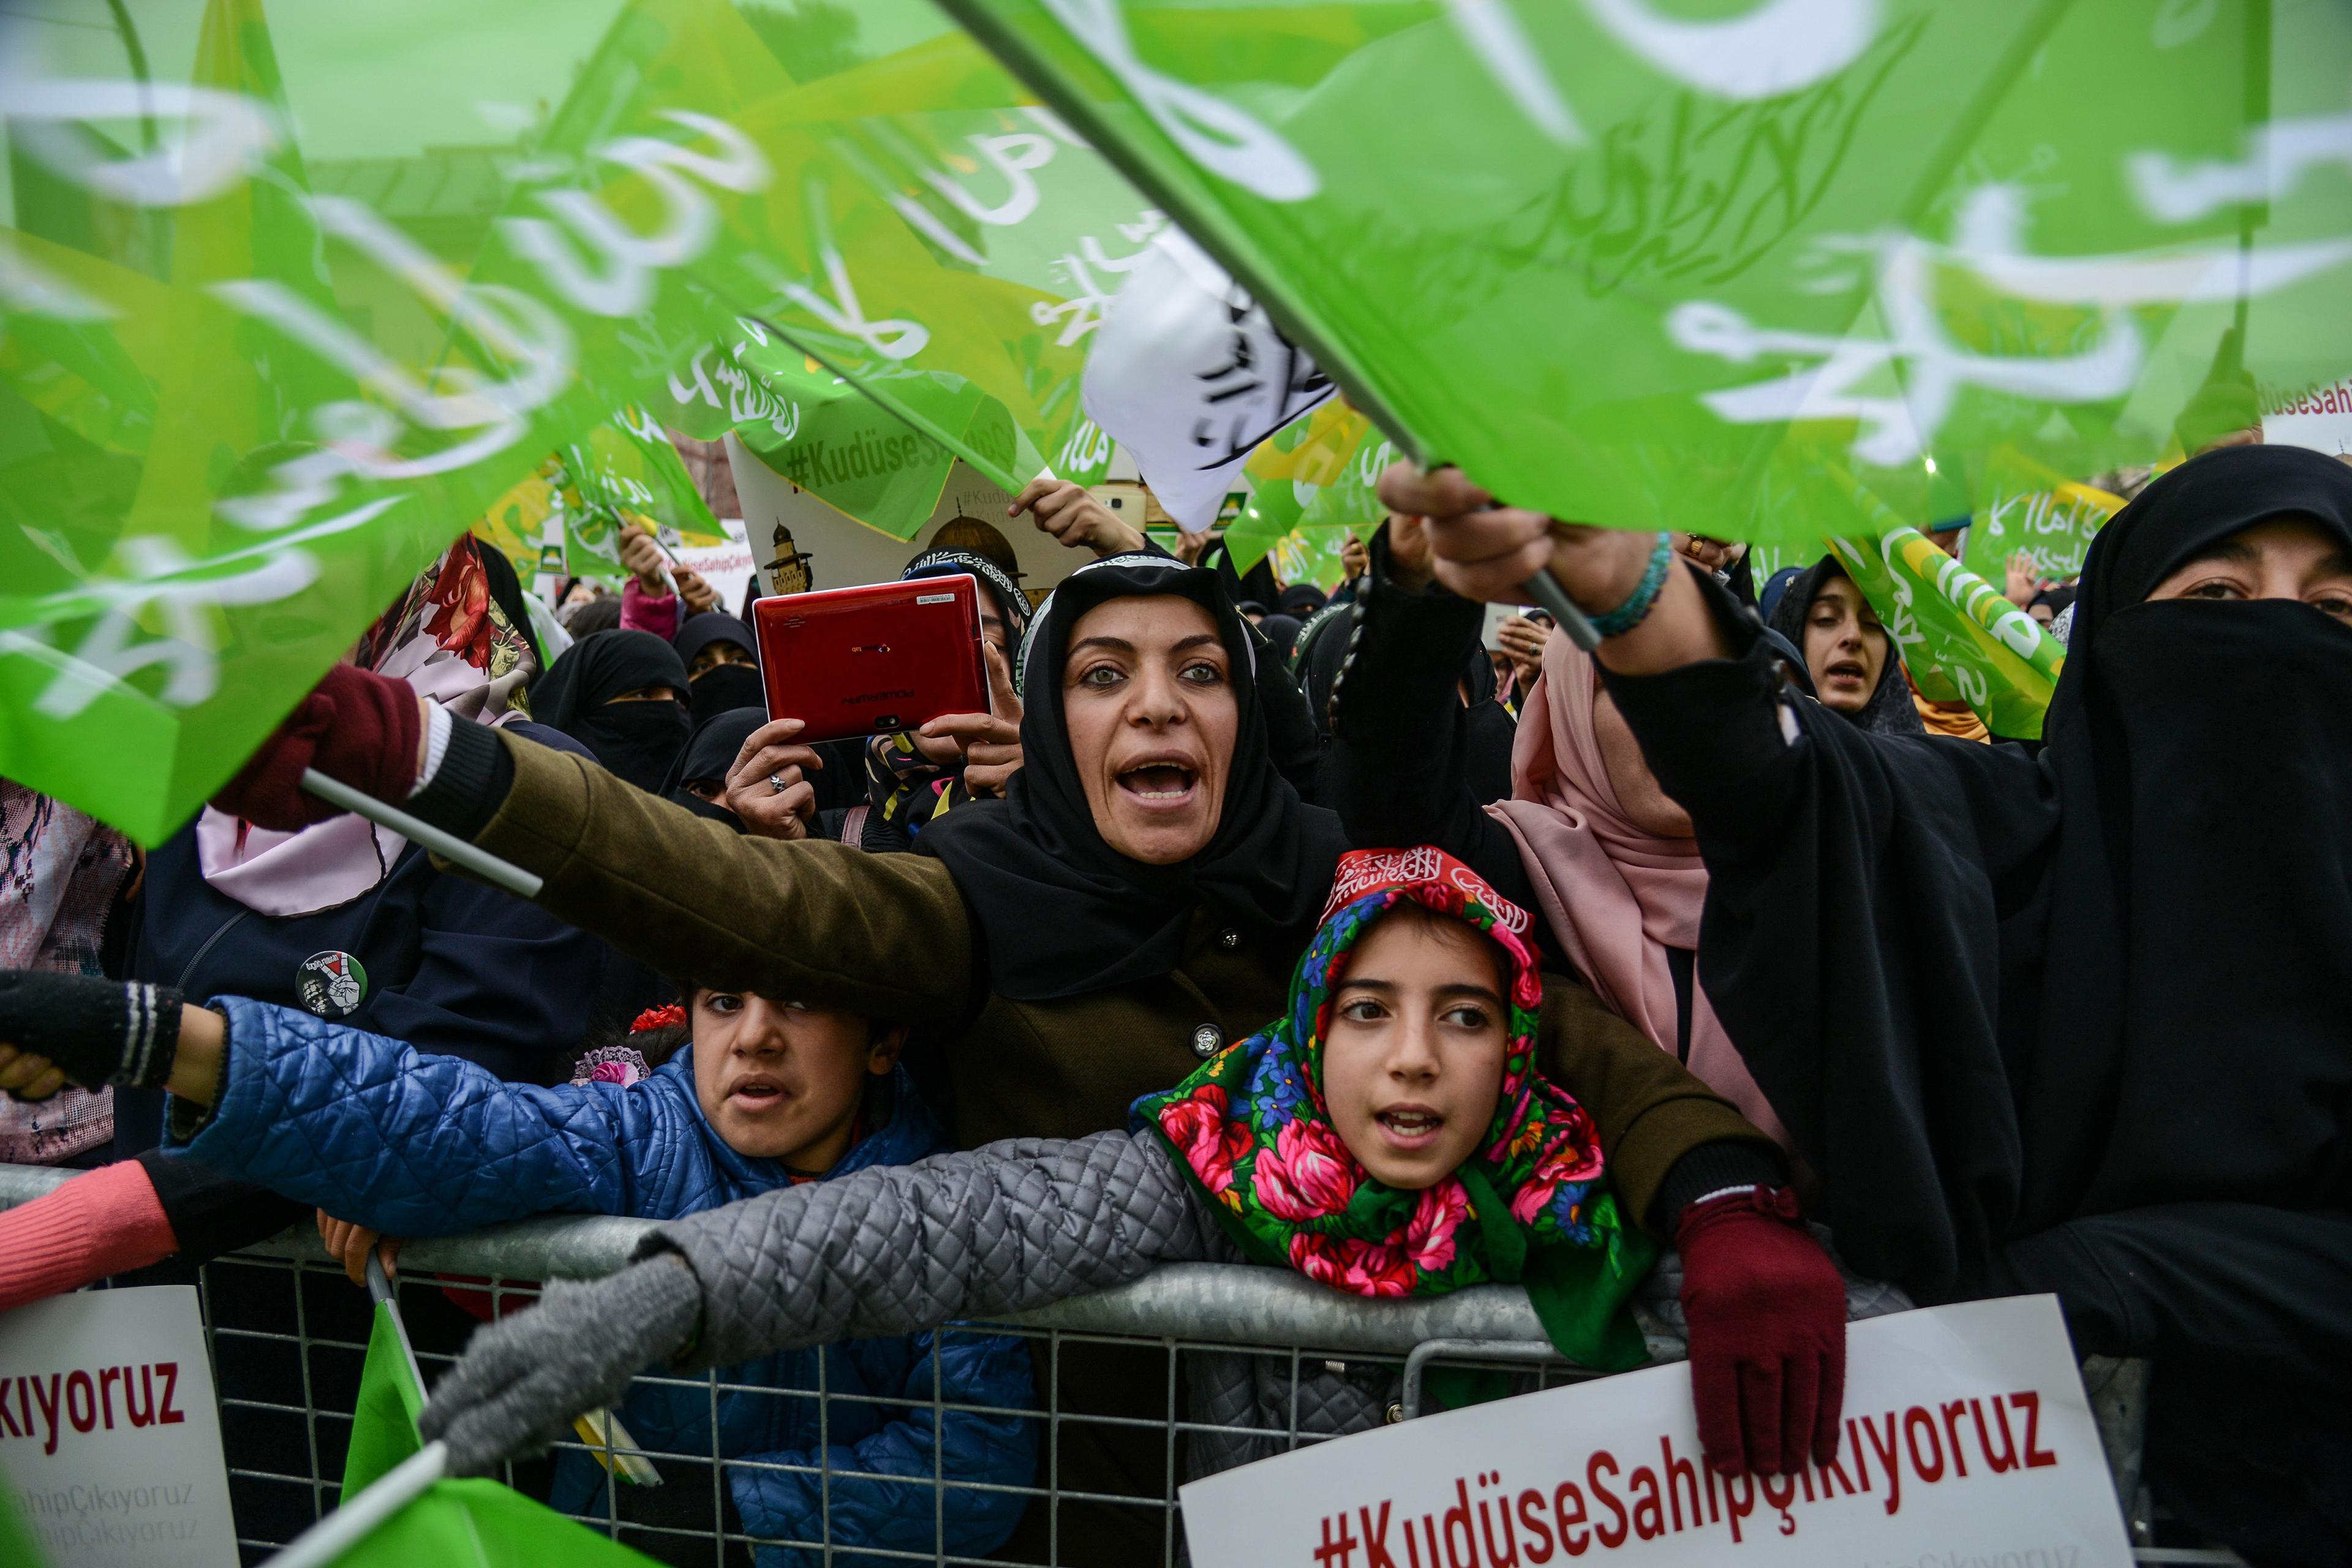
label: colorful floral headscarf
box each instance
[1134,846,1654,1370]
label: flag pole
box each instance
[265,1441,449,1568]
[299,770,543,900]
[364,1251,428,1398]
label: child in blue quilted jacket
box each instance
[3,976,1036,1568]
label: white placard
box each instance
[1181,1297,2129,1568]
[0,1286,236,1568]
[728,437,1092,601]
[2263,372,2352,457]
[670,516,759,619]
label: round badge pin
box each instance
[296,950,369,1018]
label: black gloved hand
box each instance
[0,971,183,1097]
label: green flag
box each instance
[2,0,1187,847]
[1959,448,2127,586]
[313,1296,658,1567]
[322,1476,662,1568]
[1826,525,2067,739]
[0,1458,52,1568]
[942,0,2352,544]
[342,1301,428,1501]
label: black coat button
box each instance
[1191,1023,1223,1058]
[1217,928,1242,950]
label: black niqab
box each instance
[533,629,692,793]
[1765,556,1926,736]
[688,662,766,728]
[919,553,1348,1000]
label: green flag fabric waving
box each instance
[1826,526,2068,740]
[286,1286,660,1568]
[315,1476,663,1568]
[0,0,1167,845]
[941,0,2352,545]
[341,1301,427,1502]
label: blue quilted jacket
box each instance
[166,997,1036,1566]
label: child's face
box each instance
[1319,910,1510,1191]
[690,992,900,1169]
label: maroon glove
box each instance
[1676,1185,1845,1476]
[212,664,422,831]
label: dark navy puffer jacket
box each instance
[164,998,1037,1566]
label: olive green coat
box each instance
[464,732,1776,1231]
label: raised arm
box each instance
[417,1129,1204,1474]
[1324,525,1549,938]
[412,717,976,1023]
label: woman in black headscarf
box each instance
[532,630,691,793]
[1764,556,1925,736]
[671,612,764,728]
[1389,443,2352,1561]
[657,707,767,829]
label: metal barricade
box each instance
[0,1165,2205,1567]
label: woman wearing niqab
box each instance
[1406,443,2352,1562]
[532,630,692,793]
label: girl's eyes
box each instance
[2315,594,2352,620]
[1076,665,1125,688]
[1439,1005,1493,1030]
[1179,660,1226,685]
[1336,997,1387,1023]
[706,993,742,1014]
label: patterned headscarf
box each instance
[1133,846,1654,1370]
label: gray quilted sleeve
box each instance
[636,1128,1208,1371]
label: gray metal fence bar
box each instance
[0,1162,2204,1567]
[0,1167,1665,1354]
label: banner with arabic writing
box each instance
[0,0,1168,841]
[943,0,2352,545]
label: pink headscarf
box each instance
[197,538,538,917]
[1486,633,1790,1149]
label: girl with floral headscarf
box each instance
[380,846,1878,1488]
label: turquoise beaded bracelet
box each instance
[1585,530,1675,639]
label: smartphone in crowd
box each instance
[751,576,990,744]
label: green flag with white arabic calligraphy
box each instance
[941,0,2352,545]
[0,0,1166,843]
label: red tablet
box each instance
[751,576,990,744]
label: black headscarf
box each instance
[1256,612,1304,663]
[919,552,1349,1000]
[675,611,756,671]
[658,706,766,827]
[533,629,692,793]
[472,539,545,671]
[1278,582,1328,619]
[1765,556,1926,736]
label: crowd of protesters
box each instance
[1,436,2347,1568]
